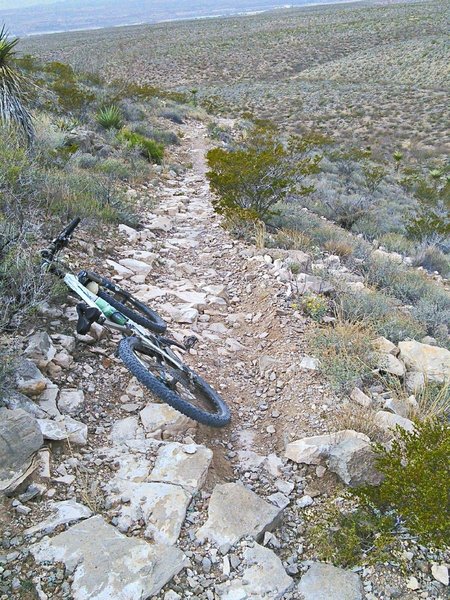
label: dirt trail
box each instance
[133,121,335,485]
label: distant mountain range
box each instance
[1,0,358,37]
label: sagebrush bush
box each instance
[376,312,427,344]
[356,419,450,547]
[413,245,450,277]
[308,322,376,394]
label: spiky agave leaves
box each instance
[0,26,34,145]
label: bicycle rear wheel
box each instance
[118,336,231,427]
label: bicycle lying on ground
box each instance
[40,217,231,427]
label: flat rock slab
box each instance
[111,416,143,443]
[37,416,88,445]
[217,543,293,599]
[0,408,43,493]
[149,442,212,492]
[196,482,283,547]
[297,563,363,600]
[30,515,187,600]
[140,403,194,436]
[106,480,191,545]
[25,500,92,536]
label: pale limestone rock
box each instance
[106,479,191,544]
[30,515,187,599]
[149,443,212,493]
[373,336,398,355]
[297,563,363,600]
[58,389,85,416]
[106,259,133,279]
[118,223,140,242]
[431,564,449,586]
[37,416,88,445]
[350,387,372,408]
[24,332,56,368]
[300,356,319,370]
[374,410,415,433]
[118,258,152,277]
[110,416,142,443]
[37,384,60,417]
[375,352,405,377]
[24,500,92,536]
[196,482,283,546]
[140,403,194,436]
[217,543,293,599]
[285,430,381,487]
[398,340,450,383]
[1,390,46,419]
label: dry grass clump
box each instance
[307,321,376,395]
[330,402,387,444]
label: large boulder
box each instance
[30,515,187,599]
[196,482,284,546]
[298,563,363,600]
[0,408,43,493]
[398,341,450,383]
[374,411,415,433]
[285,430,382,486]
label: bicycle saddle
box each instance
[76,303,102,335]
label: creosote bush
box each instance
[307,503,396,567]
[356,419,450,548]
[207,123,324,222]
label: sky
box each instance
[0,0,58,6]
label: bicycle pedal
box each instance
[76,303,102,335]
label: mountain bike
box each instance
[40,217,231,427]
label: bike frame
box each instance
[61,273,186,372]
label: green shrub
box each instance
[96,104,123,130]
[356,419,450,547]
[338,290,394,324]
[301,293,328,321]
[206,124,322,222]
[307,503,396,567]
[118,128,164,164]
[308,322,376,394]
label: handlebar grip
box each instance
[62,217,81,238]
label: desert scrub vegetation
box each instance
[0,39,191,331]
[357,418,450,548]
[307,322,376,395]
[96,104,123,130]
[206,122,324,222]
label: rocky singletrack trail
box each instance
[1,120,448,600]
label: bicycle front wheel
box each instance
[118,336,231,427]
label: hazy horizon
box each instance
[1,0,365,37]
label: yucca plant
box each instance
[96,104,123,129]
[0,26,34,144]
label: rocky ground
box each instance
[0,121,448,600]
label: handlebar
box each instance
[41,217,81,263]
